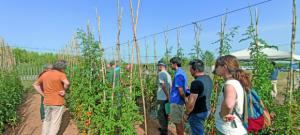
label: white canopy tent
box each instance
[231,48,300,61]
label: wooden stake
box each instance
[153,35,157,73]
[129,0,148,134]
[145,39,148,66]
[96,8,106,84]
[289,0,297,104]
[163,27,169,61]
[176,28,181,57]
[0,38,4,69]
[193,23,201,59]
[129,42,134,94]
[128,41,131,63]
[255,9,259,39]
[116,0,123,63]
[113,48,116,89]
[220,14,227,56]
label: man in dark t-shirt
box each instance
[185,59,213,135]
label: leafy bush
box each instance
[0,70,24,133]
[267,100,300,134]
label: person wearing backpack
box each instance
[213,55,251,135]
[184,59,213,135]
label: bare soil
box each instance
[3,92,79,135]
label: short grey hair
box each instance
[43,64,53,70]
[53,60,67,71]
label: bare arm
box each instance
[33,83,44,97]
[161,83,170,100]
[220,84,236,117]
[186,93,198,114]
[62,79,70,90]
[178,87,185,100]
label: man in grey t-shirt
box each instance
[157,61,172,135]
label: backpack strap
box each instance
[243,90,248,124]
[249,91,254,115]
[232,88,248,126]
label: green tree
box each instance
[202,51,215,67]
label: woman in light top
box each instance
[213,55,252,135]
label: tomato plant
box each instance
[65,29,143,134]
[0,70,24,133]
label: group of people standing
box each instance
[33,54,253,135]
[156,57,213,135]
[156,55,252,135]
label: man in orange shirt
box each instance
[38,64,53,122]
[33,60,70,135]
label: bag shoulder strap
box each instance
[232,88,248,124]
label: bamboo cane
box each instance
[209,14,228,134]
[116,0,123,63]
[95,8,107,102]
[254,9,260,52]
[145,39,148,66]
[4,44,9,70]
[10,46,15,69]
[153,35,157,73]
[129,0,148,134]
[289,0,297,104]
[193,23,201,59]
[6,45,12,70]
[163,27,169,62]
[130,43,134,93]
[2,41,7,70]
[130,42,134,94]
[70,38,76,72]
[220,14,227,56]
[144,39,149,110]
[0,38,5,70]
[111,0,123,106]
[4,44,7,70]
[128,41,130,63]
[96,8,106,84]
[176,28,181,57]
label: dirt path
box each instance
[135,116,178,135]
[4,92,79,135]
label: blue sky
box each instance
[0,0,299,62]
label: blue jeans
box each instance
[188,111,210,135]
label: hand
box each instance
[183,113,189,122]
[185,97,189,104]
[59,90,65,96]
[220,112,235,122]
[224,114,235,122]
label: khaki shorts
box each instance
[170,103,184,124]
